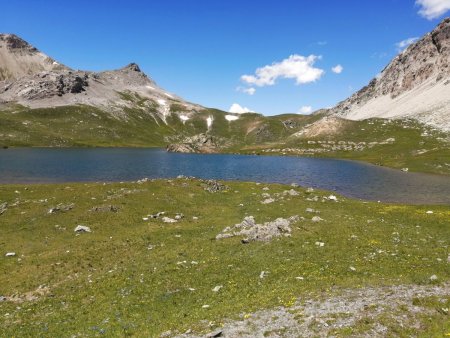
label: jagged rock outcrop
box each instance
[326,18,450,131]
[167,134,220,153]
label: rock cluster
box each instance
[167,134,219,153]
[216,215,299,242]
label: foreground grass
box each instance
[0,178,449,336]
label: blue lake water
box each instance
[0,148,449,204]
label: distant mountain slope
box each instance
[326,18,450,131]
[0,34,202,123]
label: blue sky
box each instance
[1,0,449,115]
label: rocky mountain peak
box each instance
[0,33,37,53]
[124,63,141,72]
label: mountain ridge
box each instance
[324,17,450,131]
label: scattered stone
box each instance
[327,195,338,201]
[261,198,275,204]
[74,225,91,233]
[90,205,119,212]
[259,271,268,279]
[48,203,74,214]
[295,276,304,280]
[429,274,438,281]
[349,266,357,272]
[192,216,199,220]
[306,208,316,213]
[315,241,325,247]
[175,213,184,220]
[142,217,149,221]
[212,285,223,292]
[262,187,270,191]
[306,187,315,193]
[284,189,299,196]
[202,304,210,309]
[426,210,433,214]
[401,168,409,172]
[149,211,165,219]
[201,180,229,193]
[0,202,7,215]
[291,183,299,188]
[207,329,223,338]
[306,196,319,202]
[5,252,16,257]
[162,217,177,223]
[216,215,299,242]
[312,216,323,222]
[137,177,149,184]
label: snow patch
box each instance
[179,115,190,124]
[225,115,239,121]
[207,116,213,129]
[157,99,167,106]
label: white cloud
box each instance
[241,54,324,87]
[395,37,419,51]
[229,103,253,114]
[236,86,256,95]
[331,64,343,74]
[416,0,450,19]
[298,106,313,114]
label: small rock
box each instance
[5,252,16,257]
[261,198,275,204]
[349,266,356,271]
[306,208,315,213]
[202,304,210,309]
[192,216,199,220]
[175,213,184,220]
[207,330,223,338]
[285,189,299,196]
[295,276,304,280]
[312,216,323,222]
[162,217,177,223]
[212,285,223,292]
[426,210,433,214]
[262,187,270,191]
[74,225,91,233]
[306,187,315,193]
[291,183,299,187]
[0,202,7,215]
[328,195,338,201]
[315,241,325,247]
[48,203,74,214]
[429,274,438,281]
[259,271,268,279]
[142,217,149,221]
[401,168,409,172]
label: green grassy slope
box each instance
[0,179,449,336]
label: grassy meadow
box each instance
[0,178,449,336]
